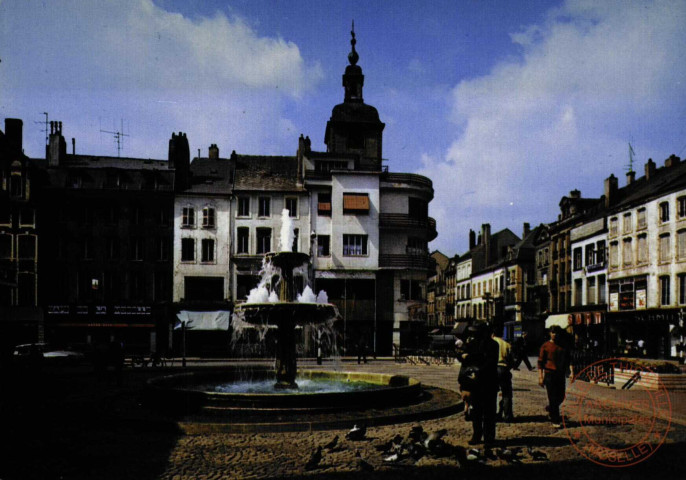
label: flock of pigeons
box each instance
[304,423,549,472]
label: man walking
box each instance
[512,331,535,371]
[538,326,569,428]
[492,330,514,422]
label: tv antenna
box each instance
[626,142,636,173]
[100,119,129,157]
[34,112,49,146]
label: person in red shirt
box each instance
[538,326,570,428]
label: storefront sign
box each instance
[47,305,70,315]
[636,289,646,310]
[113,305,151,316]
[609,292,619,312]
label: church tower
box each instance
[324,23,385,170]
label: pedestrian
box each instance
[512,331,534,371]
[356,334,367,364]
[492,329,514,422]
[538,326,570,428]
[457,323,499,448]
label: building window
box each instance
[679,274,686,305]
[598,275,606,304]
[237,227,249,254]
[317,235,330,257]
[131,237,144,261]
[19,208,35,227]
[573,247,582,271]
[660,202,670,223]
[201,239,215,263]
[679,197,686,219]
[342,234,368,256]
[596,241,606,264]
[106,237,119,260]
[285,197,298,218]
[131,206,143,225]
[587,276,596,305]
[585,244,595,266]
[660,275,671,306]
[258,197,271,217]
[18,234,36,259]
[256,228,271,254]
[610,217,618,236]
[130,271,146,301]
[182,207,195,228]
[409,197,428,221]
[342,193,370,214]
[202,207,216,228]
[637,234,648,264]
[157,238,169,261]
[407,237,427,255]
[609,242,619,268]
[0,234,12,259]
[659,234,671,263]
[678,230,686,260]
[400,279,423,301]
[82,237,92,260]
[238,197,250,217]
[622,238,633,266]
[181,238,195,262]
[574,279,582,306]
[623,213,632,234]
[158,208,170,226]
[637,208,647,229]
[318,192,332,216]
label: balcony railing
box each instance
[379,254,432,270]
[381,172,433,190]
[380,214,437,240]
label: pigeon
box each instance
[495,448,517,462]
[527,446,548,461]
[375,434,403,453]
[407,441,426,462]
[346,424,367,441]
[323,435,339,451]
[304,445,322,471]
[383,452,402,463]
[484,448,498,461]
[355,451,374,471]
[424,428,448,450]
[408,425,427,443]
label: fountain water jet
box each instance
[232,210,339,389]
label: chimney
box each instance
[209,144,219,159]
[523,222,531,238]
[481,223,491,266]
[4,118,23,153]
[604,174,618,208]
[47,120,67,166]
[569,189,581,199]
[644,158,656,180]
[469,229,476,250]
[72,138,76,155]
[626,170,635,185]
[168,132,190,191]
[665,154,681,168]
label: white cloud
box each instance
[0,0,322,158]
[421,0,686,254]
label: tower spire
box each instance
[349,20,359,66]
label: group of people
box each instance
[456,324,570,448]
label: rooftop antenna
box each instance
[626,142,636,173]
[34,112,49,146]
[100,119,129,157]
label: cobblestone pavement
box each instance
[1,359,685,480]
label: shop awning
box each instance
[545,314,571,329]
[175,311,231,331]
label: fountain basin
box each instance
[234,302,339,327]
[146,366,421,412]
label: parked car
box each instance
[13,343,86,366]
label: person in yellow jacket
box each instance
[492,330,514,422]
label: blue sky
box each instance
[2,0,686,255]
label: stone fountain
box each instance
[233,249,339,389]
